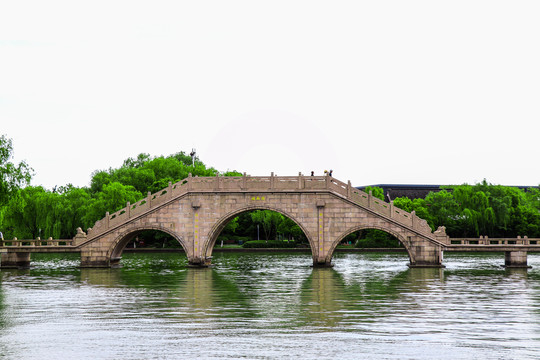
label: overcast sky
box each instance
[1,1,539,190]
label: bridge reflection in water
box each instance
[1,252,539,359]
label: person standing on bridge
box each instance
[329,170,333,177]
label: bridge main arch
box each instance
[203,205,316,260]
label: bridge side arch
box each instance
[203,205,316,258]
[107,225,187,264]
[328,224,414,264]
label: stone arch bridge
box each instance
[2,174,537,268]
[76,174,448,268]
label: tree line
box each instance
[1,134,540,247]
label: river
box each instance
[1,251,539,359]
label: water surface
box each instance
[1,252,539,359]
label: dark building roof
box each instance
[356,184,539,200]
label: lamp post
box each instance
[190,149,196,167]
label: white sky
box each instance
[1,1,539,190]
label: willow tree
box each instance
[0,134,33,206]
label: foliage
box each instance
[242,240,297,248]
[0,135,33,206]
[345,229,401,248]
[2,185,90,239]
[90,152,220,196]
[364,186,385,201]
[392,180,540,238]
[83,182,142,229]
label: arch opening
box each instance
[330,226,413,265]
[340,228,404,249]
[204,207,314,259]
[108,226,187,267]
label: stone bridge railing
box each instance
[86,173,435,240]
[0,238,74,247]
[449,236,540,246]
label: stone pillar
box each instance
[408,238,445,268]
[80,254,111,268]
[504,251,530,268]
[1,252,31,268]
[188,201,209,267]
[313,201,332,267]
[80,236,112,268]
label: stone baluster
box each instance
[126,202,131,218]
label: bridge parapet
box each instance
[449,236,539,246]
[0,237,74,247]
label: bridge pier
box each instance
[504,251,530,268]
[312,259,334,268]
[188,256,212,267]
[1,252,31,268]
[80,254,112,268]
[408,242,445,268]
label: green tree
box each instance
[3,186,47,239]
[250,210,284,240]
[0,135,33,206]
[364,186,385,200]
[83,182,142,229]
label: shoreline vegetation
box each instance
[2,134,540,247]
[122,246,408,253]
